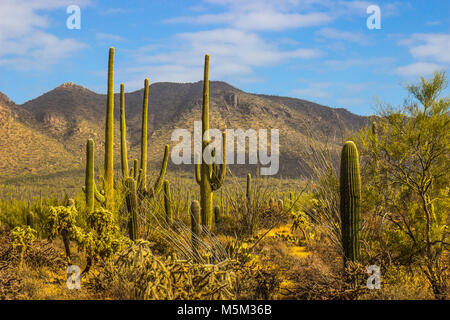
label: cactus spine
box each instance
[125,177,138,241]
[195,54,227,231]
[104,47,115,210]
[190,200,201,258]
[120,83,129,179]
[85,139,95,212]
[339,141,361,263]
[163,180,173,225]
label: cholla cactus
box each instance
[11,226,36,270]
[45,202,78,264]
[77,207,129,274]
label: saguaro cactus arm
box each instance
[208,131,227,191]
[195,153,202,184]
[133,159,139,180]
[152,144,170,194]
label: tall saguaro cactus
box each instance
[104,47,115,210]
[85,139,95,212]
[195,54,227,231]
[138,78,149,191]
[339,141,361,263]
[120,83,129,179]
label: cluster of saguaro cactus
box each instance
[82,48,115,211]
[339,141,361,264]
[119,75,169,239]
[195,54,227,231]
[83,47,170,241]
[119,76,170,197]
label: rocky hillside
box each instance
[0,81,369,181]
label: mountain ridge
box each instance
[0,81,369,180]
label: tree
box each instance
[358,71,449,298]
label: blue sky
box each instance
[0,0,449,115]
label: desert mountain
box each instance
[0,81,369,181]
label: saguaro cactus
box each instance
[190,200,201,258]
[125,178,138,241]
[85,139,95,212]
[138,78,149,191]
[214,206,221,224]
[120,83,129,179]
[163,180,173,225]
[195,54,227,231]
[133,159,139,180]
[246,173,252,208]
[26,212,35,229]
[339,141,361,263]
[104,47,115,210]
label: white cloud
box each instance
[123,28,321,89]
[0,0,89,70]
[394,62,443,77]
[164,0,332,31]
[165,11,331,31]
[395,33,450,77]
[406,34,450,64]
